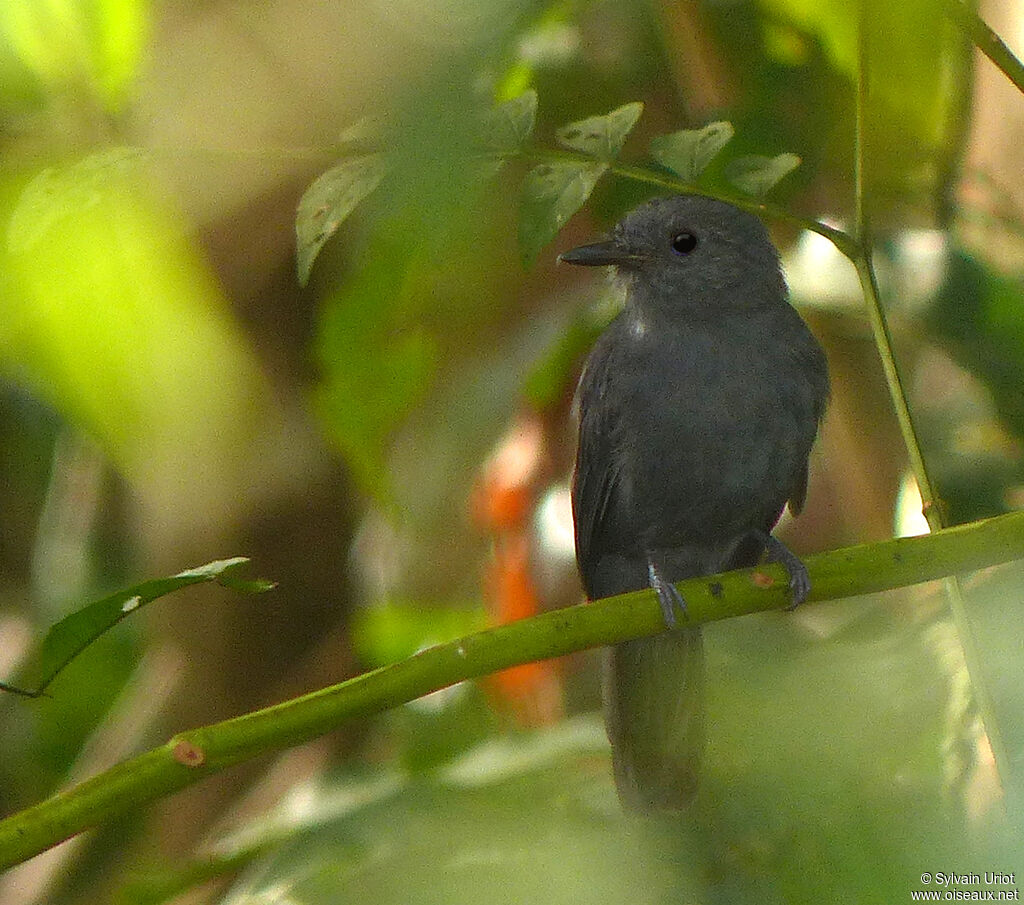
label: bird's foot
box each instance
[763,535,811,610]
[647,558,687,629]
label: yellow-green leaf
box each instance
[555,102,644,161]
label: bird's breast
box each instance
[606,320,809,541]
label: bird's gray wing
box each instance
[571,343,622,596]
[785,322,829,517]
[788,461,809,516]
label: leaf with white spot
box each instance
[518,161,608,266]
[724,153,801,197]
[555,102,644,161]
[649,121,734,183]
[1,558,272,697]
[295,154,387,286]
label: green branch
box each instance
[2,512,1024,871]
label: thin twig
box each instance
[852,1,942,527]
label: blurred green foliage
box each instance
[0,154,271,494]
[0,0,148,112]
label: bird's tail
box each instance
[603,625,705,811]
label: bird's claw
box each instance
[647,559,688,629]
[763,535,811,610]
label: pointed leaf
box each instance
[481,90,538,152]
[3,558,271,697]
[649,121,734,183]
[555,102,644,161]
[295,154,386,286]
[518,161,608,266]
[724,153,801,197]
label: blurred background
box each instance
[1,0,1023,902]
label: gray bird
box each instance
[560,194,828,810]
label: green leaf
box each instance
[724,152,801,197]
[7,148,144,253]
[295,154,387,286]
[555,102,644,161]
[480,89,538,152]
[4,558,270,697]
[648,121,734,183]
[312,73,500,502]
[761,0,967,219]
[518,161,608,266]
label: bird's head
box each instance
[559,194,786,312]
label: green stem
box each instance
[851,245,1007,780]
[852,254,943,528]
[853,0,942,529]
[944,0,1024,93]
[855,0,868,247]
[855,0,1011,799]
[2,512,1024,871]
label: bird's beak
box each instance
[558,240,645,268]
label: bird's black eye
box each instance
[671,231,698,255]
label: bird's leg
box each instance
[647,556,687,629]
[761,534,811,610]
